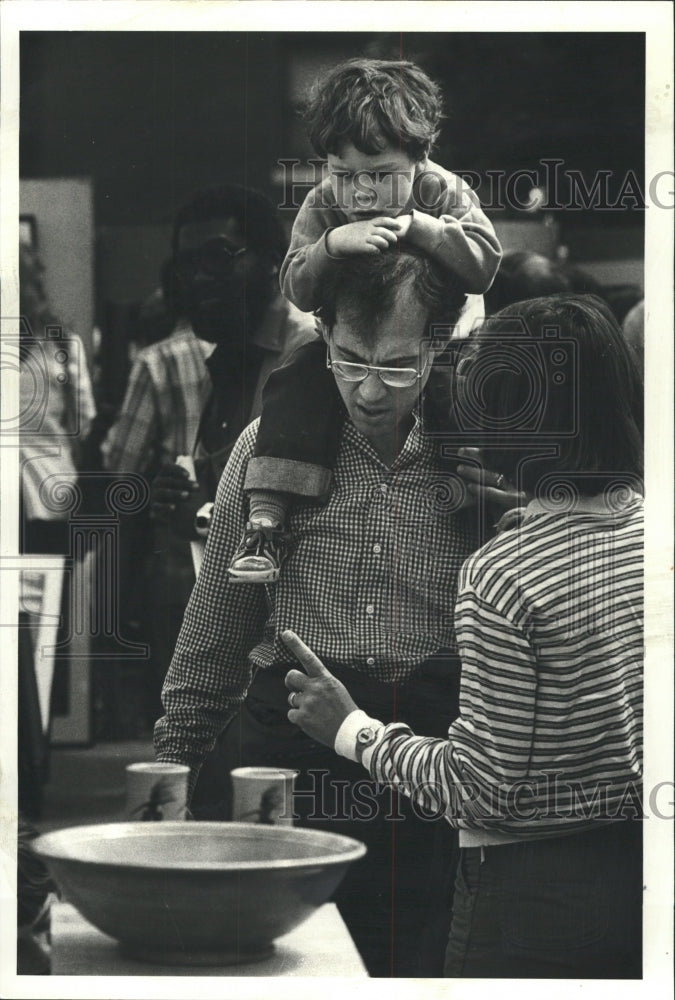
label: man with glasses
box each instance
[155,248,481,977]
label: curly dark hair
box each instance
[318,248,466,345]
[303,58,443,161]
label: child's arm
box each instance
[280,185,400,312]
[280,192,337,312]
[402,172,502,295]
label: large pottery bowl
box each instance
[34,821,366,965]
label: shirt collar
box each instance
[342,407,433,470]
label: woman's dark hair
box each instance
[303,58,443,161]
[171,184,287,266]
[468,294,643,496]
[318,249,466,345]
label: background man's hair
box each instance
[172,183,288,265]
[318,249,466,343]
[484,250,573,316]
[475,293,644,495]
[303,58,443,161]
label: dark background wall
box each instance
[21,31,645,227]
[20,32,287,225]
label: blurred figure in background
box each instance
[129,184,315,721]
[19,244,96,555]
[592,283,642,327]
[102,258,213,483]
[102,254,215,724]
[18,244,96,816]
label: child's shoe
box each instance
[227,521,286,584]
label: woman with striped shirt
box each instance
[284,294,644,978]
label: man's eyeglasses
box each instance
[174,242,247,280]
[326,345,429,389]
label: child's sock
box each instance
[248,490,290,529]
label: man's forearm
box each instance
[152,420,267,789]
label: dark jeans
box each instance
[246,338,458,500]
[445,820,643,979]
[192,655,462,977]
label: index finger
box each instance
[457,447,481,461]
[281,630,330,677]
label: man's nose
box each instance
[357,371,388,403]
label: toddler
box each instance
[228,58,502,583]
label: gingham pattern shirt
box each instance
[102,322,213,477]
[155,413,478,776]
[366,493,644,840]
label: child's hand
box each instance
[391,213,413,239]
[327,218,401,256]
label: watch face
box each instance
[357,727,376,747]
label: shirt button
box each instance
[365,604,375,616]
[380,483,388,494]
[366,656,375,666]
[372,543,382,555]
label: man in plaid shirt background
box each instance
[104,184,315,719]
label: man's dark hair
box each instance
[318,249,467,343]
[303,58,443,161]
[171,184,287,265]
[475,294,643,496]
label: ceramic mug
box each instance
[125,762,190,821]
[230,767,298,826]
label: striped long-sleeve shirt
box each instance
[341,491,643,842]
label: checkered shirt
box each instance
[102,323,213,477]
[155,413,479,777]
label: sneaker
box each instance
[227,521,286,584]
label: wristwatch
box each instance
[354,725,382,764]
[194,502,214,538]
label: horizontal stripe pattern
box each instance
[370,496,643,837]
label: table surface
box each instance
[51,901,369,977]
